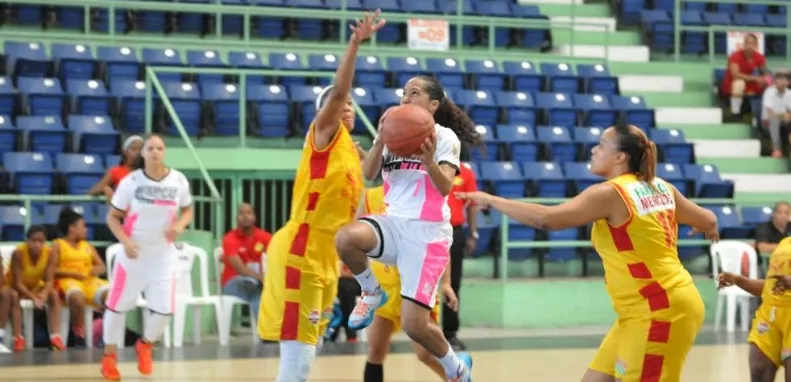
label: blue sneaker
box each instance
[450,351,473,382]
[348,287,388,330]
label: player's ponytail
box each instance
[415,75,484,153]
[57,206,84,237]
[613,121,657,184]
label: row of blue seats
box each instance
[622,0,789,25]
[473,125,693,163]
[9,1,550,47]
[0,152,115,196]
[0,203,110,241]
[4,42,619,93]
[0,116,120,159]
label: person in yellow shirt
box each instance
[8,225,65,351]
[53,207,109,345]
[457,121,719,382]
[718,237,791,380]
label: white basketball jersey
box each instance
[381,124,461,223]
[110,169,193,252]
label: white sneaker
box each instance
[0,343,11,354]
[348,287,388,330]
[448,352,473,382]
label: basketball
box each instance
[378,104,435,158]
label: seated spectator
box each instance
[8,226,65,351]
[755,201,791,256]
[761,71,791,158]
[721,33,767,120]
[221,203,271,323]
[88,135,143,199]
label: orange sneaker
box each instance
[135,340,154,375]
[50,335,66,351]
[12,336,25,352]
[101,353,121,381]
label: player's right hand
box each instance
[123,241,140,259]
[717,272,740,289]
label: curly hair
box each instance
[57,206,84,237]
[413,76,483,152]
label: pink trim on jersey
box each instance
[123,213,139,237]
[154,200,177,206]
[414,239,450,306]
[383,179,391,196]
[106,263,128,311]
[418,174,444,222]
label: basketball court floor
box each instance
[0,327,776,381]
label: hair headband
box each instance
[315,85,335,111]
[123,135,144,151]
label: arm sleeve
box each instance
[435,128,461,174]
[178,173,193,208]
[222,234,239,260]
[110,176,134,211]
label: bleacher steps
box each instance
[627,91,714,108]
[655,107,721,125]
[555,45,649,62]
[660,123,751,140]
[619,77,683,93]
[550,16,615,32]
[536,3,611,17]
[552,29,640,46]
[701,157,790,174]
[723,174,791,193]
[689,139,760,158]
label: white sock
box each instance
[353,267,380,294]
[276,340,317,382]
[437,346,464,378]
[316,337,324,355]
[143,312,171,343]
[102,310,127,346]
[730,97,742,114]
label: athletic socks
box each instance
[353,267,380,294]
[103,310,126,346]
[276,340,317,382]
[437,347,465,379]
[364,362,384,382]
[143,312,172,343]
[730,97,743,115]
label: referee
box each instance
[444,161,479,350]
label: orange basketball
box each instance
[378,104,435,158]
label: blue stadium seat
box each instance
[711,206,751,239]
[496,124,538,162]
[683,164,734,198]
[162,83,202,136]
[253,0,287,39]
[537,126,576,162]
[573,127,603,160]
[248,84,290,137]
[650,128,694,164]
[387,57,427,87]
[269,53,307,87]
[733,13,765,27]
[622,0,647,23]
[472,2,511,46]
[227,51,268,85]
[401,0,440,13]
[741,206,772,227]
[472,125,498,161]
[290,85,323,131]
[176,0,209,34]
[465,59,505,92]
[546,228,580,261]
[573,94,617,127]
[4,152,54,195]
[679,11,707,54]
[563,162,602,192]
[479,161,525,198]
[470,210,496,256]
[308,54,339,87]
[142,48,184,84]
[495,91,537,126]
[502,61,542,93]
[203,83,242,136]
[0,116,15,165]
[498,211,537,260]
[522,161,566,197]
[576,64,618,95]
[373,88,403,112]
[0,77,16,117]
[14,3,45,25]
[105,155,122,167]
[66,79,111,116]
[56,153,105,195]
[536,93,577,128]
[136,0,168,33]
[216,0,243,35]
[610,95,655,130]
[17,116,67,158]
[540,63,580,94]
[97,46,140,82]
[426,58,465,90]
[656,162,688,196]
[93,3,128,33]
[361,0,402,43]
[351,88,379,135]
[0,206,28,241]
[355,56,388,89]
[186,50,227,88]
[51,43,97,81]
[18,77,66,116]
[455,90,498,127]
[5,41,51,79]
[289,0,325,40]
[109,79,148,133]
[68,115,120,155]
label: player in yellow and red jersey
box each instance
[456,120,719,382]
[719,236,791,381]
[256,10,385,382]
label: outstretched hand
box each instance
[455,191,495,209]
[350,9,386,43]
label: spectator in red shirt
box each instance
[221,203,272,322]
[88,135,143,199]
[444,161,478,350]
[720,33,767,120]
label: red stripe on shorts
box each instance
[640,354,665,382]
[280,301,299,341]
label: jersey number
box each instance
[657,210,677,248]
[412,178,424,196]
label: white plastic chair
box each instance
[170,243,222,348]
[105,243,172,348]
[710,240,758,333]
[214,247,260,346]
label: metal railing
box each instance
[2,0,615,60]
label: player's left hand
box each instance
[164,225,184,242]
[771,275,791,294]
[465,236,477,256]
[690,226,719,242]
[440,283,458,312]
[455,191,494,209]
[412,131,437,164]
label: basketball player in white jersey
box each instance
[100,134,194,381]
[335,76,483,382]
